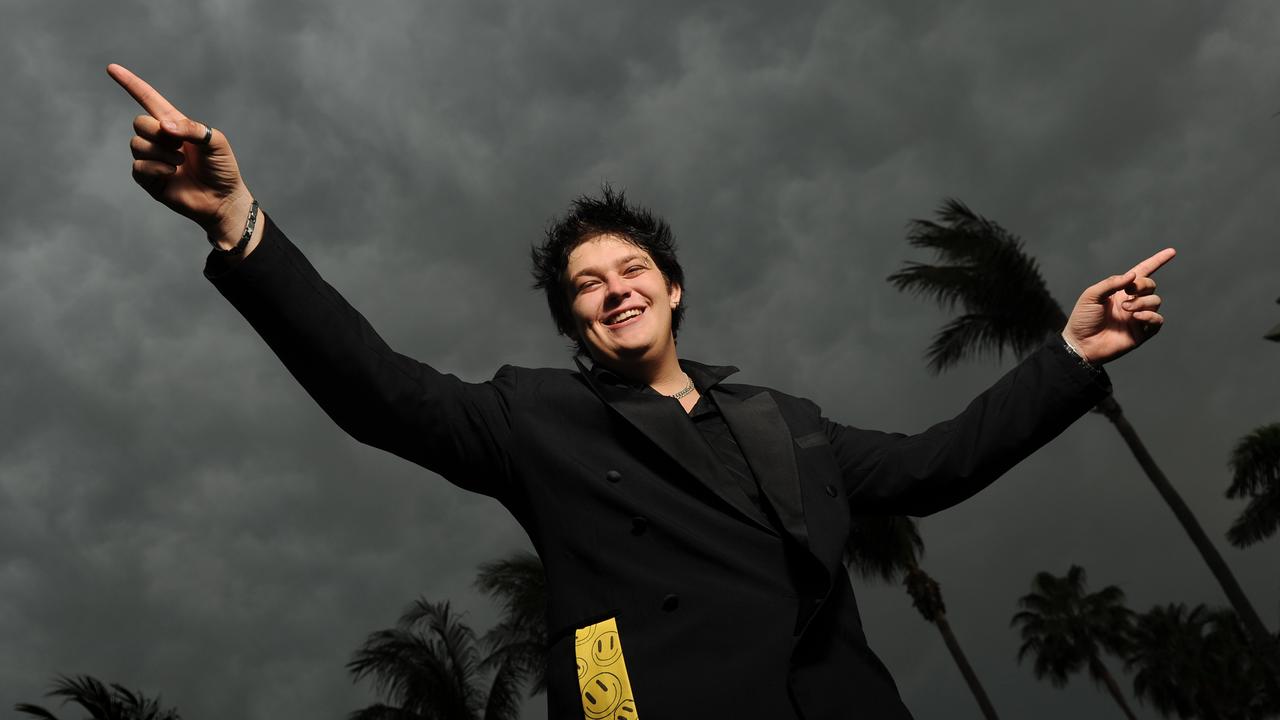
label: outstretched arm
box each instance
[829,338,1109,517]
[108,64,517,498]
[204,215,518,497]
[831,251,1173,516]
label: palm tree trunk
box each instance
[1089,655,1137,720]
[1096,394,1280,688]
[932,613,1001,720]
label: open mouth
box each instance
[603,306,645,327]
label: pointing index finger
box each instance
[106,63,184,123]
[1128,247,1177,278]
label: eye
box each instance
[623,265,646,276]
[576,279,600,293]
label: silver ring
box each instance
[196,122,213,146]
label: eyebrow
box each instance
[569,255,650,283]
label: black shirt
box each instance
[589,363,774,521]
[687,392,769,515]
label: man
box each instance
[108,64,1172,719]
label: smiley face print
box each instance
[574,617,639,719]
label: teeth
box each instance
[607,308,642,325]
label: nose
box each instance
[603,272,631,300]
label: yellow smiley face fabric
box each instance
[574,617,639,720]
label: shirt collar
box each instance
[585,357,739,395]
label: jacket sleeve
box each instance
[823,340,1111,517]
[204,212,515,499]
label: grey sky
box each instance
[2,1,1277,718]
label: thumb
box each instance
[1084,270,1135,303]
[160,117,212,146]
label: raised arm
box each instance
[108,64,517,499]
[204,215,518,498]
[829,250,1173,516]
[827,338,1109,517]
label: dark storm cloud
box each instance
[3,1,1277,718]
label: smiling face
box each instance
[566,234,682,370]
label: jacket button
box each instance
[824,484,838,497]
[631,516,650,535]
[661,594,680,612]
[605,470,623,483]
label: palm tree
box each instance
[14,674,180,720]
[888,198,1278,677]
[347,598,523,720]
[846,515,1000,720]
[1126,604,1278,719]
[1011,565,1137,719]
[1226,422,1280,548]
[474,551,548,696]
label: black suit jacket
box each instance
[207,214,1111,719]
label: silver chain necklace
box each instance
[668,374,696,400]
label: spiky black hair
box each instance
[531,185,686,356]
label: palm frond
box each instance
[1226,423,1280,548]
[476,551,548,696]
[924,313,1012,374]
[347,627,448,704]
[481,638,548,697]
[475,552,545,618]
[1228,423,1280,497]
[905,199,1003,262]
[844,515,922,583]
[1226,498,1280,549]
[481,658,523,720]
[15,675,179,720]
[934,198,982,227]
[109,684,178,720]
[1125,604,1210,718]
[349,598,494,720]
[46,675,125,720]
[1017,632,1081,687]
[13,704,61,720]
[886,263,980,312]
[893,199,1068,373]
[428,603,484,717]
[346,702,422,720]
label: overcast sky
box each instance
[3,1,1278,718]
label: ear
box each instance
[669,283,682,308]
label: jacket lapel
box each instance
[712,387,812,551]
[574,358,777,535]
